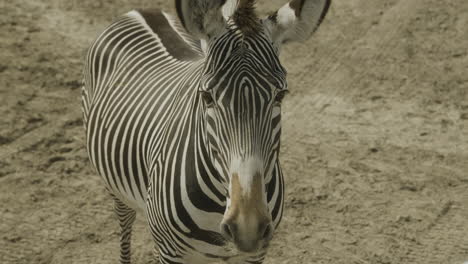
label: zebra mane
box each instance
[231,0,261,36]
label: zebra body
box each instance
[83,10,200,207]
[82,1,330,263]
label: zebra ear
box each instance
[175,0,227,40]
[265,0,331,45]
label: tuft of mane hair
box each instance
[232,0,261,36]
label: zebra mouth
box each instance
[224,239,269,255]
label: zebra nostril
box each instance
[221,222,235,240]
[261,223,273,241]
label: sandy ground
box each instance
[1,0,468,263]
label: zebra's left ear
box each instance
[175,0,227,40]
[264,0,331,45]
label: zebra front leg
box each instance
[113,196,137,264]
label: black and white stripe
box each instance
[82,7,289,264]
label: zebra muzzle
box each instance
[220,172,273,253]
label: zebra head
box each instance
[176,0,330,253]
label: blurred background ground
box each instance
[1,0,468,263]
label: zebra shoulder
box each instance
[127,9,203,61]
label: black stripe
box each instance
[137,9,201,61]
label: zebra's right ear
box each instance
[175,0,227,40]
[265,0,331,46]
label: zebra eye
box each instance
[201,91,215,107]
[274,90,288,104]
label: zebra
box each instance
[82,0,331,263]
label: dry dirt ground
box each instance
[1,0,468,263]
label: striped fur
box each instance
[82,7,287,264]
